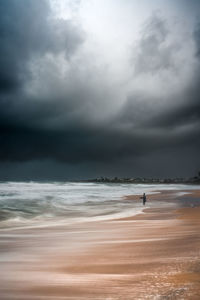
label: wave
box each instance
[0,181,199,228]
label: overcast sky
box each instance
[0,0,200,180]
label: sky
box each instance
[0,0,200,180]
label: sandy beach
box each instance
[0,189,200,299]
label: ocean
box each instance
[0,181,199,230]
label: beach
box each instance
[0,185,200,299]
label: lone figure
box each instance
[140,193,147,205]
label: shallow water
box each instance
[0,181,199,229]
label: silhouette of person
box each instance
[141,193,146,205]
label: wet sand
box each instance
[0,189,200,299]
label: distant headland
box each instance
[83,172,200,184]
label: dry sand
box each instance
[0,189,200,299]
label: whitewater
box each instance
[0,181,199,229]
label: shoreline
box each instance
[0,189,200,299]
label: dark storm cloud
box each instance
[119,16,197,128]
[0,0,84,93]
[0,1,200,178]
[132,15,200,134]
[114,13,200,172]
[148,93,200,130]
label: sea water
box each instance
[0,181,199,229]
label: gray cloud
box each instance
[0,1,200,179]
[133,13,173,74]
[194,22,200,58]
[0,0,84,93]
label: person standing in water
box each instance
[141,193,147,205]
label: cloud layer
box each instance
[0,0,200,179]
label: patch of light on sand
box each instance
[93,237,170,244]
